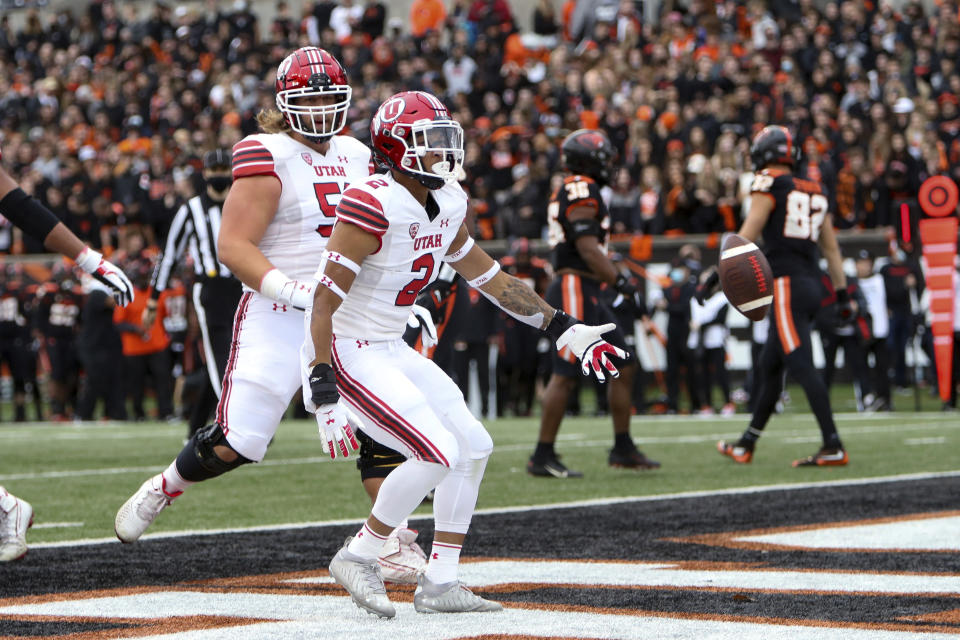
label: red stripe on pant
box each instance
[330,340,448,465]
[215,292,253,432]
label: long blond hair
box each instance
[256,108,291,134]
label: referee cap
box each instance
[203,148,231,170]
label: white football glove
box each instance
[75,247,135,306]
[407,304,438,348]
[555,322,628,382]
[277,278,317,310]
[315,401,361,459]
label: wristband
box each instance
[259,268,289,301]
[309,362,340,405]
[322,250,361,275]
[467,261,500,288]
[317,274,347,301]
[444,236,474,263]
[544,309,578,341]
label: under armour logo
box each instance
[320,276,333,287]
[338,155,348,163]
[432,552,439,560]
[272,303,288,312]
[326,416,335,426]
[356,339,369,348]
[331,254,341,262]
[439,218,449,227]
[299,283,309,290]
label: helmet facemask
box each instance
[276,75,351,142]
[396,119,464,189]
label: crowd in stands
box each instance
[1,0,959,421]
[2,0,959,252]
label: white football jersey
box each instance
[331,173,468,340]
[231,132,371,288]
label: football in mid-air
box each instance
[718,233,774,321]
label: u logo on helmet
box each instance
[277,55,293,83]
[379,97,406,123]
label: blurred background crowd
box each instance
[0,0,959,423]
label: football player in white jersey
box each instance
[305,91,628,618]
[114,47,384,544]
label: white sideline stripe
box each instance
[28,470,960,550]
[31,522,84,529]
[720,243,759,260]
[737,295,773,312]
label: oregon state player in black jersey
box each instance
[718,125,851,467]
[527,129,660,478]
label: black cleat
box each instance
[608,447,660,470]
[527,455,584,478]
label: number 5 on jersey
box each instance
[314,183,341,237]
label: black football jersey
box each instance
[547,175,608,275]
[36,288,82,338]
[0,282,26,339]
[752,169,829,279]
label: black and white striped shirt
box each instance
[151,192,230,297]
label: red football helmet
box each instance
[275,47,351,140]
[370,91,464,190]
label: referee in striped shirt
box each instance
[144,149,242,436]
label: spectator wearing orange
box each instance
[113,260,174,421]
[410,0,447,38]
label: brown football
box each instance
[718,233,774,321]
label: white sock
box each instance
[347,522,388,560]
[161,461,192,497]
[370,459,449,526]
[424,540,462,584]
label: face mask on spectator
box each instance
[207,176,232,192]
[670,268,685,283]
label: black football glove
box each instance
[695,267,721,304]
[835,289,855,324]
[613,274,647,316]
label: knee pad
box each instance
[176,423,252,482]
[355,430,407,480]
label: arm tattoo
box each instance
[489,276,555,329]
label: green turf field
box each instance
[1,382,958,544]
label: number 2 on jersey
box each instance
[784,190,827,241]
[396,254,436,306]
[314,183,341,237]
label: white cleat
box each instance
[378,527,426,584]
[115,474,175,543]
[329,537,396,619]
[413,574,503,614]
[0,487,33,562]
